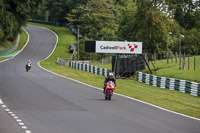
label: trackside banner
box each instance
[96,41,142,54]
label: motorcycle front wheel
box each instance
[108,91,112,100]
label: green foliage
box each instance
[67,0,118,40]
[37,0,89,23]
[173,0,199,30]
[45,0,70,23]
[0,0,42,44]
[182,28,200,54]
[66,0,119,60]
[31,0,49,21]
[0,26,4,42]
[119,0,169,54]
[117,0,200,55]
[118,1,137,41]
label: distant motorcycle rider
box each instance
[27,60,32,66]
[25,60,32,72]
[103,72,116,93]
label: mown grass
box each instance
[0,29,28,61]
[16,29,28,51]
[29,22,200,119]
[150,57,200,83]
[94,56,200,83]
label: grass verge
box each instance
[94,56,200,83]
[29,22,200,119]
[0,29,28,61]
[149,57,200,83]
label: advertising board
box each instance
[96,41,142,54]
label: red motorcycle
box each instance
[105,81,115,100]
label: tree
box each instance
[44,0,89,23]
[132,0,168,54]
[0,0,42,43]
[31,0,49,21]
[182,28,200,55]
[118,1,137,41]
[66,0,118,40]
[66,0,118,60]
[173,0,199,30]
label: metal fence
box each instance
[137,72,200,97]
[57,58,65,66]
[68,61,110,77]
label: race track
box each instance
[0,25,200,133]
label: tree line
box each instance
[0,0,42,44]
[65,0,200,60]
[1,0,200,61]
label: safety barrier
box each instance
[68,61,110,77]
[57,58,65,66]
[137,72,200,97]
[0,35,19,55]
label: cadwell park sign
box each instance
[96,41,142,54]
[85,41,143,54]
[84,41,151,77]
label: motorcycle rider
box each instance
[103,72,116,93]
[26,60,32,66]
[26,60,32,70]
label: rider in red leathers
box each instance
[103,72,116,93]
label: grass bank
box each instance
[0,29,28,61]
[93,56,200,83]
[29,22,200,119]
[150,57,200,83]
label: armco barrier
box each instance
[137,71,200,97]
[57,58,65,66]
[68,61,110,77]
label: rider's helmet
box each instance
[28,60,31,64]
[108,72,114,79]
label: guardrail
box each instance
[57,58,65,66]
[136,72,200,97]
[68,61,110,77]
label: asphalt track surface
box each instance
[0,25,200,133]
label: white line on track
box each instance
[14,116,19,119]
[0,28,32,132]
[21,126,28,129]
[2,105,6,108]
[0,98,31,133]
[19,123,25,126]
[16,119,22,122]
[0,98,3,104]
[5,109,10,112]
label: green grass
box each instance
[0,41,11,50]
[93,63,112,70]
[93,56,200,83]
[0,29,28,61]
[29,22,200,119]
[151,57,200,83]
[16,29,28,51]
